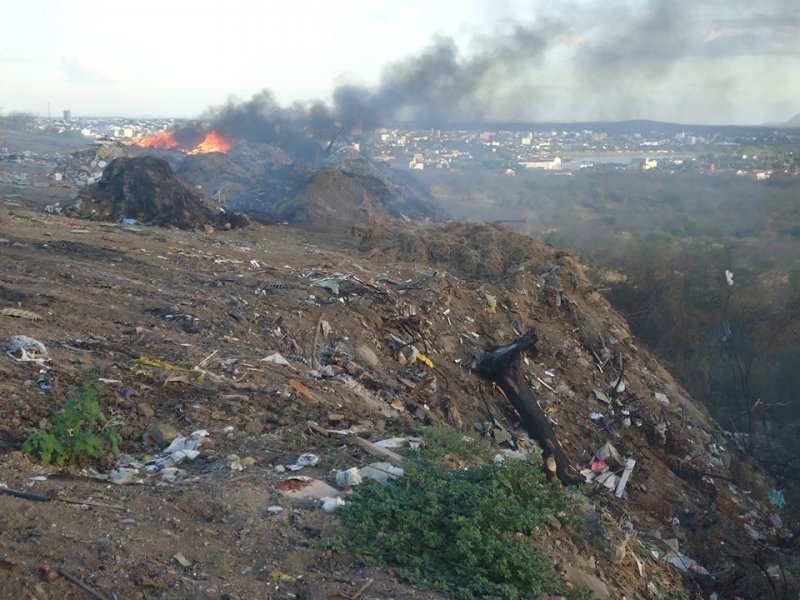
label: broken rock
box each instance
[142,423,180,447]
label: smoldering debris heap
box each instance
[173,142,307,220]
[171,143,446,231]
[71,156,249,230]
[322,147,444,220]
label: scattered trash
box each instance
[173,553,192,568]
[769,488,786,508]
[108,429,209,484]
[315,277,341,295]
[55,569,116,600]
[270,570,297,584]
[498,448,529,461]
[274,476,340,500]
[416,352,435,368]
[267,505,284,514]
[0,308,43,321]
[288,453,319,470]
[38,566,59,583]
[142,423,180,447]
[594,442,620,462]
[654,392,670,405]
[0,484,50,502]
[228,455,257,471]
[359,462,404,485]
[663,539,711,577]
[322,496,346,511]
[289,378,319,402]
[493,450,529,464]
[484,292,497,314]
[36,377,52,391]
[135,355,187,372]
[296,453,319,467]
[357,436,405,465]
[335,467,362,488]
[615,458,636,498]
[374,437,424,450]
[6,335,50,364]
[261,352,292,366]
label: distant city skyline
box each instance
[2,0,798,125]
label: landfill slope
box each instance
[0,196,796,599]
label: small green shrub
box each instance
[337,430,580,599]
[22,382,121,466]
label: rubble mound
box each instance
[172,143,444,230]
[75,156,249,230]
[359,221,559,281]
[274,166,420,231]
[326,147,446,222]
[174,143,309,219]
[227,141,293,173]
[173,151,255,200]
[52,141,131,186]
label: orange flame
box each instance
[133,130,180,150]
[188,131,233,155]
[130,130,232,154]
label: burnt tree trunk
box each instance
[474,330,584,486]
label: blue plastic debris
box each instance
[769,488,786,509]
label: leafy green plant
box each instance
[336,430,582,599]
[22,382,121,466]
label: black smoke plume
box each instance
[188,19,558,149]
[178,0,795,144]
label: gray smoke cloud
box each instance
[197,19,558,147]
[192,0,796,140]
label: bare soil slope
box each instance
[0,178,795,599]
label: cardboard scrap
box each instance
[290,378,319,402]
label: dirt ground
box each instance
[0,132,796,600]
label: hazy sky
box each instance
[1,0,798,124]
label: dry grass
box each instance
[359,221,557,281]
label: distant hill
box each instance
[392,118,797,135]
[787,113,800,126]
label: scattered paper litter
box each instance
[374,437,424,450]
[322,496,346,512]
[359,462,404,485]
[274,476,340,499]
[261,352,291,366]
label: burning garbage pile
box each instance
[115,91,449,230]
[129,128,233,155]
[172,141,304,216]
[64,156,249,231]
[164,129,445,230]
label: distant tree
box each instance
[0,111,36,132]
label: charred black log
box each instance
[473,330,584,485]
